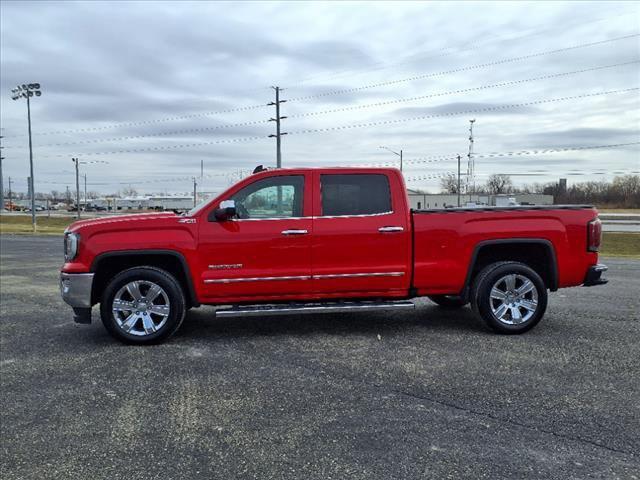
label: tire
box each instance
[428,295,468,309]
[470,261,547,334]
[100,266,186,345]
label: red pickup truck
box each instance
[60,167,607,344]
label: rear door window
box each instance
[320,174,391,216]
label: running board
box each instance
[215,300,415,318]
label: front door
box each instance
[311,171,411,296]
[198,173,312,302]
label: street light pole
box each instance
[11,83,42,232]
[192,177,197,208]
[379,146,403,172]
[26,92,36,228]
[72,158,80,219]
[457,154,461,207]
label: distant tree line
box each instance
[440,174,640,208]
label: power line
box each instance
[39,134,268,158]
[8,61,632,152]
[286,33,639,102]
[283,10,638,88]
[3,119,271,149]
[404,168,640,183]
[287,88,639,136]
[473,141,640,159]
[287,61,639,119]
[357,141,640,169]
[1,103,270,139]
[34,88,636,158]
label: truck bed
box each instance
[410,205,599,296]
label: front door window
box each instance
[230,175,305,219]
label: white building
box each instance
[407,189,554,210]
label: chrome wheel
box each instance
[489,273,539,325]
[112,280,170,336]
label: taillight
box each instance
[587,218,602,252]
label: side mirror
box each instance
[209,199,237,222]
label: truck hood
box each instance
[66,212,179,233]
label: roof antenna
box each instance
[253,165,267,174]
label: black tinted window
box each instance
[321,174,391,216]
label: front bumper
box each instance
[60,272,94,308]
[583,263,608,287]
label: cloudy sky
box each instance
[1,0,639,196]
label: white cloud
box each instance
[0,0,638,194]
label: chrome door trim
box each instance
[281,229,308,235]
[204,275,311,284]
[204,271,404,284]
[312,271,405,280]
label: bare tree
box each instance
[439,174,460,194]
[520,175,640,208]
[485,174,513,194]
[120,186,138,197]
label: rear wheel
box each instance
[100,267,186,344]
[428,295,468,309]
[471,261,547,334]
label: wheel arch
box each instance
[462,239,558,300]
[90,250,199,307]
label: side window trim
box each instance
[314,210,394,219]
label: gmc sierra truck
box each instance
[60,167,607,344]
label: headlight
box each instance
[64,232,79,261]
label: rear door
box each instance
[198,173,312,301]
[311,171,411,295]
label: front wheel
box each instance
[100,267,186,344]
[471,261,548,334]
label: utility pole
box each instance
[268,86,287,168]
[0,134,4,211]
[72,158,80,219]
[457,154,462,207]
[268,86,287,213]
[192,177,197,208]
[84,174,87,209]
[467,119,476,202]
[8,176,12,210]
[200,160,204,181]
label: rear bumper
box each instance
[60,272,94,308]
[583,264,608,287]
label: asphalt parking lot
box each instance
[1,235,639,480]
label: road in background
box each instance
[1,235,639,480]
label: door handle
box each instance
[378,226,404,233]
[281,229,308,235]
